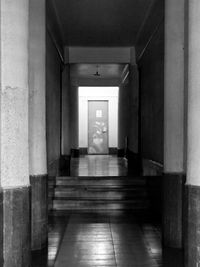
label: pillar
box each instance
[0,0,30,265]
[29,0,48,250]
[70,85,79,157]
[60,64,71,172]
[163,0,185,248]
[118,82,129,157]
[127,64,140,174]
[184,0,200,265]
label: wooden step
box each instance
[54,188,147,200]
[53,199,150,211]
[50,175,150,211]
[56,176,146,187]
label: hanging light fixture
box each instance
[93,65,101,77]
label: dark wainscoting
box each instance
[162,173,186,248]
[59,155,71,175]
[3,186,31,266]
[142,158,163,176]
[79,148,88,155]
[126,149,142,175]
[30,175,48,251]
[117,148,126,157]
[0,189,3,266]
[109,148,118,155]
[71,149,80,158]
[184,184,200,267]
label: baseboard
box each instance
[79,148,88,155]
[71,149,80,158]
[126,149,141,175]
[142,158,163,176]
[117,148,125,157]
[59,155,71,175]
[30,175,48,250]
[109,147,118,155]
[3,186,31,266]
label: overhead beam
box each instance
[65,47,136,64]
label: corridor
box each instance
[1,0,199,266]
[32,156,183,267]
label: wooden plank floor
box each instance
[32,156,183,267]
[70,155,128,177]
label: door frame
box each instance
[87,100,109,155]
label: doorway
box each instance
[88,100,109,154]
[78,86,119,154]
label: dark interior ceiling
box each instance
[53,0,155,46]
[70,64,127,79]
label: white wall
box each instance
[79,87,118,148]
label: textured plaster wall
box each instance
[46,32,61,168]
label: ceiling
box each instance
[53,0,155,46]
[70,64,128,86]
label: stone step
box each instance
[55,177,146,187]
[53,199,149,210]
[54,188,147,200]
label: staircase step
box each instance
[56,177,146,187]
[53,199,149,210]
[54,189,147,199]
[50,175,151,211]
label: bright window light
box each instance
[79,86,119,97]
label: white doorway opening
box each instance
[78,86,119,154]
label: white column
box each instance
[0,0,30,265]
[184,1,200,266]
[62,65,71,156]
[163,0,185,249]
[118,83,129,153]
[187,0,200,186]
[164,0,185,173]
[29,0,47,251]
[128,64,139,154]
[70,85,79,155]
[29,0,47,176]
[0,0,29,188]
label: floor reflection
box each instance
[70,155,128,177]
[31,211,184,267]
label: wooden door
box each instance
[88,100,109,154]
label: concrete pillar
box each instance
[163,0,185,248]
[184,1,200,265]
[70,85,79,157]
[118,82,129,157]
[60,64,71,172]
[127,64,140,174]
[29,0,48,250]
[0,0,30,265]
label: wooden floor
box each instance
[70,155,128,176]
[32,155,183,267]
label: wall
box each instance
[79,87,118,148]
[61,65,71,155]
[136,0,164,165]
[118,81,130,150]
[46,31,62,175]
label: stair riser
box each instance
[54,191,147,199]
[56,181,145,187]
[53,202,149,210]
